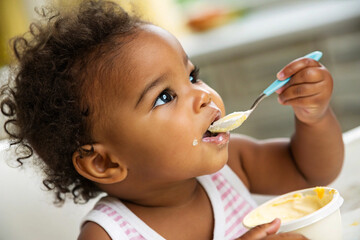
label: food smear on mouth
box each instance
[192,139,198,146]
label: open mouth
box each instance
[202,130,219,139]
[201,112,230,146]
[202,114,221,139]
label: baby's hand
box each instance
[276,56,333,124]
[237,219,308,240]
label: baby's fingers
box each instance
[278,81,323,105]
[237,218,280,240]
[277,57,321,81]
[237,218,308,240]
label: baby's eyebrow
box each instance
[135,54,188,108]
[135,75,167,108]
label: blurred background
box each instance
[0,0,360,239]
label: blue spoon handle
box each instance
[262,51,323,96]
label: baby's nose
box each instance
[193,88,211,113]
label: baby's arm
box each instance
[228,57,344,195]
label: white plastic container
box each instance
[243,187,344,240]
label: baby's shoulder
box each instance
[78,221,111,240]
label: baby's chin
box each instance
[201,148,229,175]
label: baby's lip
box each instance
[202,110,230,146]
[202,109,222,137]
[210,110,222,126]
[207,109,221,130]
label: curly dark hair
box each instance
[0,0,144,204]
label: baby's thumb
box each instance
[238,218,281,240]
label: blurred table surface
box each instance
[334,126,360,239]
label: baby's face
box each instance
[96,25,229,185]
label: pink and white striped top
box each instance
[81,165,257,240]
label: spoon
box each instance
[208,51,323,133]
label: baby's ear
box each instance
[72,144,128,184]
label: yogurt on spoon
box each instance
[207,110,252,133]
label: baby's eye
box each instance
[153,90,175,108]
[189,66,200,84]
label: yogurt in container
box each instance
[243,187,344,240]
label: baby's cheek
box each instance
[213,92,226,115]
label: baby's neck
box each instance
[123,178,201,208]
[121,178,214,240]
[99,177,202,209]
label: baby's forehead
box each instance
[108,24,187,91]
[124,24,185,67]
